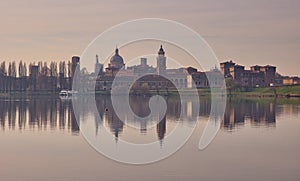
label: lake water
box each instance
[0,95,299,181]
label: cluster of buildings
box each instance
[94,45,189,92]
[0,45,299,93]
[220,60,300,87]
[92,45,299,92]
[93,45,225,92]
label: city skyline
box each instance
[1,45,299,94]
[0,0,299,76]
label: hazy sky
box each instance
[0,0,299,75]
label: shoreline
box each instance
[1,85,299,99]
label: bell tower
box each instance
[156,45,166,75]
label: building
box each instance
[282,76,300,85]
[220,60,235,77]
[127,58,156,75]
[93,47,288,92]
[220,60,277,87]
[187,67,224,89]
[250,65,276,86]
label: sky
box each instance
[0,0,299,76]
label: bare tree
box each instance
[50,61,58,77]
[59,61,66,77]
[11,61,17,78]
[0,62,6,76]
[8,62,12,77]
[0,62,7,92]
[8,62,17,91]
[67,61,71,78]
[23,62,27,77]
[19,61,24,77]
[38,61,43,75]
[41,62,48,76]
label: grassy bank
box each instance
[1,85,299,98]
[231,85,300,98]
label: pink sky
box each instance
[0,0,299,76]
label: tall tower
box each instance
[71,56,80,78]
[156,45,166,75]
[95,54,103,75]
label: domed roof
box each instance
[110,48,124,64]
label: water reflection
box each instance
[222,99,276,131]
[0,98,79,134]
[0,96,300,139]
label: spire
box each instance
[96,54,99,64]
[158,45,165,55]
[115,45,119,55]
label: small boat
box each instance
[59,90,78,98]
[59,90,69,97]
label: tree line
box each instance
[0,60,74,92]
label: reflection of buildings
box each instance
[102,98,124,141]
[222,99,277,130]
[99,95,168,141]
[1,97,297,139]
[157,116,166,142]
[93,96,283,140]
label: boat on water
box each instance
[59,90,78,98]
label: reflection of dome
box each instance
[110,48,124,65]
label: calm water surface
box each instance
[0,96,299,181]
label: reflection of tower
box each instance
[157,115,166,144]
[95,54,103,75]
[104,103,124,142]
[156,45,166,75]
[68,101,79,134]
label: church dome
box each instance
[110,48,124,64]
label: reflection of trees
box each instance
[18,100,27,130]
[8,100,17,129]
[0,98,79,134]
